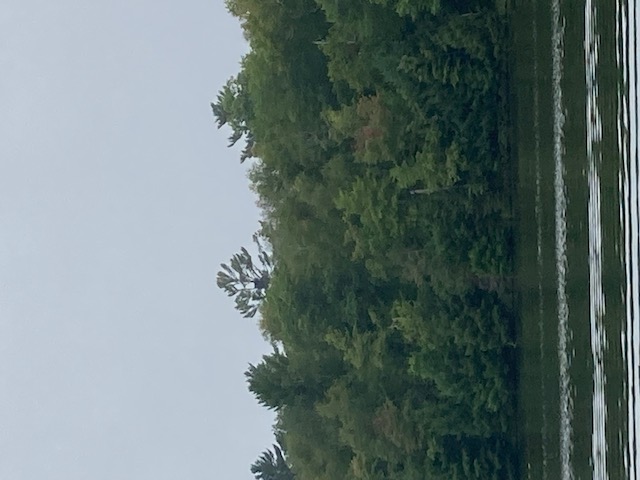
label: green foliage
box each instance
[251,440,296,480]
[211,72,255,162]
[216,0,518,478]
[216,234,271,318]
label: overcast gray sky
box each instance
[0,1,276,478]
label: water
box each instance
[513,0,640,478]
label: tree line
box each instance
[215,0,518,477]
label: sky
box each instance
[0,1,276,478]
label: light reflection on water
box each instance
[531,0,550,474]
[619,0,640,477]
[516,0,640,477]
[550,0,573,476]
[585,0,608,478]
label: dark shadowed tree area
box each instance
[216,0,518,477]
[217,234,272,318]
[251,439,296,480]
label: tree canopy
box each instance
[215,0,518,478]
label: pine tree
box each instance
[250,441,295,480]
[217,234,272,318]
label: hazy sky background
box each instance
[0,1,276,478]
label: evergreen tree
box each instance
[250,441,295,480]
[217,234,272,318]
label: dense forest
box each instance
[214,0,518,478]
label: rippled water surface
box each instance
[514,0,640,478]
